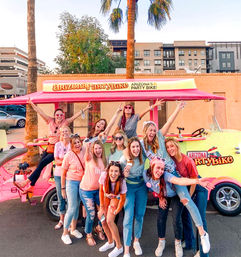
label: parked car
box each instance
[0,111,26,128]
[0,105,26,117]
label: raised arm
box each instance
[66,102,92,124]
[28,98,51,123]
[139,99,164,119]
[84,141,92,162]
[170,176,214,191]
[160,101,186,136]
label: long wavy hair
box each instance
[110,129,128,154]
[104,162,124,195]
[127,137,143,165]
[120,104,135,131]
[70,134,82,151]
[146,164,166,200]
[143,122,159,154]
[165,137,181,155]
[92,140,107,167]
[87,118,107,138]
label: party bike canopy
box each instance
[0,78,225,105]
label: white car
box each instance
[0,111,26,128]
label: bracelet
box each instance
[61,187,66,190]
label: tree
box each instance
[22,0,39,166]
[100,0,173,78]
[55,12,125,74]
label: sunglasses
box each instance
[70,133,80,138]
[114,136,124,141]
[55,113,64,117]
[124,106,132,110]
[109,161,121,167]
[54,126,58,133]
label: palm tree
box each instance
[101,0,173,78]
[22,0,39,166]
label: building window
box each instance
[163,60,175,68]
[144,60,150,66]
[194,59,198,66]
[227,62,231,68]
[154,59,161,66]
[144,69,151,73]
[188,59,192,66]
[123,51,127,57]
[154,50,161,56]
[227,53,231,59]
[112,52,120,57]
[222,62,226,68]
[201,59,205,65]
[179,60,185,66]
[188,50,192,56]
[135,50,140,57]
[134,60,140,66]
[201,50,205,56]
[154,68,162,74]
[178,50,185,56]
[144,50,150,56]
[221,53,226,59]
[194,50,197,56]
[163,50,174,58]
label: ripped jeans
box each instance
[79,189,100,234]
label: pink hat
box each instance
[150,157,165,168]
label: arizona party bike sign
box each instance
[43,79,196,92]
[187,148,234,167]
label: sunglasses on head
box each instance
[70,133,80,138]
[113,136,124,141]
[124,106,132,110]
[153,156,166,162]
[109,161,121,167]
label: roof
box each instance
[0,78,225,105]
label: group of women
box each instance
[17,99,214,257]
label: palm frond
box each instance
[100,0,121,14]
[148,0,172,29]
[108,8,123,32]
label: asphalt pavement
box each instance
[0,199,240,257]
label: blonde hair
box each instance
[110,130,128,154]
[143,122,159,154]
[92,140,107,167]
[165,137,181,155]
[128,137,143,165]
[59,126,71,141]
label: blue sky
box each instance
[0,0,240,68]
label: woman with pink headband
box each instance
[143,158,214,257]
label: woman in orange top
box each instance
[79,140,107,246]
[98,161,127,257]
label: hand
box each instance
[153,99,165,108]
[61,189,67,199]
[177,101,186,110]
[83,102,92,111]
[159,198,167,209]
[97,208,105,220]
[199,178,215,190]
[124,165,131,177]
[105,193,115,199]
[116,103,123,113]
[28,98,33,105]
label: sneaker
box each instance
[61,234,72,245]
[155,240,165,257]
[70,229,83,239]
[194,250,200,257]
[123,254,130,257]
[175,240,183,257]
[133,241,143,255]
[200,232,210,254]
[108,246,123,257]
[99,241,115,252]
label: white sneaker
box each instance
[99,241,115,252]
[70,229,83,239]
[108,246,123,257]
[123,254,130,257]
[194,250,200,257]
[133,241,143,255]
[155,240,165,257]
[200,232,210,254]
[61,234,72,245]
[175,240,183,257]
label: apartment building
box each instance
[109,40,211,74]
[0,47,45,97]
[208,41,241,73]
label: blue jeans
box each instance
[182,184,209,257]
[123,182,148,246]
[157,195,183,240]
[54,176,66,215]
[64,180,80,229]
[174,184,203,228]
[79,189,100,234]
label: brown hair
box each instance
[146,164,166,200]
[165,137,181,155]
[110,129,128,154]
[143,122,159,154]
[70,134,82,151]
[120,103,135,131]
[104,161,124,195]
[91,140,107,167]
[127,137,143,165]
[87,119,107,138]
